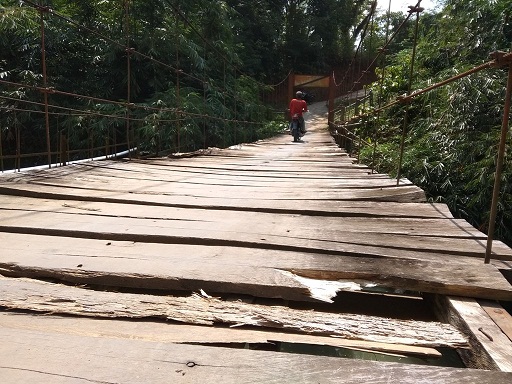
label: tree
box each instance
[358,0,512,246]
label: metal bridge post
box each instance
[124,0,132,159]
[16,116,21,172]
[0,119,3,172]
[396,5,423,186]
[60,133,68,166]
[485,56,512,264]
[176,13,182,152]
[288,72,295,110]
[328,72,335,125]
[39,3,52,168]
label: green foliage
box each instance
[3,0,324,166]
[357,0,512,246]
[0,0,377,166]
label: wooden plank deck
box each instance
[2,321,511,384]
[2,320,512,384]
[1,103,511,381]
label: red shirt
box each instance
[289,98,308,118]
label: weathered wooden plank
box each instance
[0,199,485,241]
[0,312,442,357]
[0,321,510,384]
[0,183,449,218]
[78,159,373,173]
[43,168,404,188]
[479,300,512,342]
[1,175,412,192]
[0,176,426,201]
[8,187,504,260]
[0,276,468,348]
[428,295,512,371]
[10,195,512,259]
[1,158,374,179]
[3,163,381,183]
[0,198,507,261]
[0,199,506,273]
[1,229,511,301]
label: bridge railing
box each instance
[0,1,292,172]
[327,1,512,262]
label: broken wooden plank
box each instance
[1,232,511,301]
[0,322,510,384]
[0,312,442,358]
[428,295,512,371]
[0,276,468,348]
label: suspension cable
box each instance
[18,0,251,104]
[0,80,265,125]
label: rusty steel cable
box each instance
[329,59,498,126]
[38,0,52,168]
[0,104,188,125]
[336,0,420,91]
[485,59,512,263]
[396,3,423,186]
[353,0,422,90]
[19,0,252,103]
[17,0,289,125]
[371,0,394,173]
[363,57,501,118]
[0,79,266,126]
[0,95,141,121]
[20,0,204,84]
[0,96,186,123]
[0,98,265,127]
[122,0,131,157]
[175,5,181,153]
[334,1,378,88]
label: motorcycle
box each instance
[290,113,301,142]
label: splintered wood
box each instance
[0,276,468,348]
[1,103,512,380]
[1,325,511,384]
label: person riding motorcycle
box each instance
[289,91,308,136]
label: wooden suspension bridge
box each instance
[1,103,512,382]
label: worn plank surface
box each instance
[480,300,512,343]
[0,276,468,348]
[1,102,512,380]
[0,182,448,217]
[0,312,443,357]
[0,231,511,301]
[429,295,512,371]
[1,323,511,384]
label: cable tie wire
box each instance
[408,6,424,13]
[489,51,512,68]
